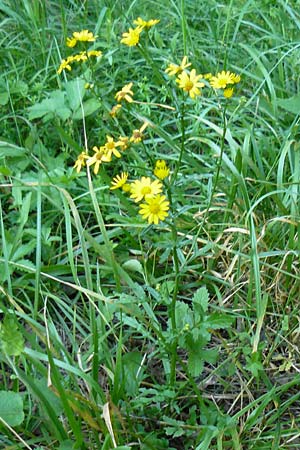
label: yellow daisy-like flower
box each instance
[57,57,73,74]
[130,177,163,203]
[74,151,89,173]
[118,136,129,150]
[130,122,149,143]
[210,70,236,89]
[87,146,108,174]
[120,26,143,46]
[66,30,96,48]
[176,69,204,99]
[165,56,191,76]
[224,87,234,98]
[109,104,122,117]
[203,73,212,80]
[110,172,129,190]
[115,83,134,103]
[133,17,160,28]
[153,160,170,180]
[231,73,241,84]
[139,195,170,225]
[102,136,122,161]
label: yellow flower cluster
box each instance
[165,56,241,99]
[73,121,148,175]
[109,160,170,225]
[66,30,96,48]
[209,70,241,98]
[58,30,102,74]
[57,50,102,74]
[121,17,160,47]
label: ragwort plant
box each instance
[53,18,241,448]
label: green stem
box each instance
[171,100,186,184]
[169,222,180,386]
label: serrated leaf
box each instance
[188,350,204,377]
[174,301,193,330]
[122,259,144,275]
[193,286,209,313]
[202,348,218,364]
[12,241,36,261]
[72,97,101,120]
[28,91,71,121]
[15,259,36,271]
[10,80,28,96]
[0,314,25,356]
[0,391,24,426]
[206,312,233,329]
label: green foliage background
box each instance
[1,0,300,449]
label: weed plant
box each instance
[1,0,300,449]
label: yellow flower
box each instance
[210,70,237,89]
[165,56,191,76]
[133,17,160,28]
[87,50,102,58]
[66,30,96,48]
[110,172,129,190]
[115,83,134,103]
[130,177,162,203]
[118,136,129,150]
[154,160,170,180]
[120,26,143,46]
[87,146,108,174]
[130,122,149,143]
[176,69,204,99]
[72,51,88,62]
[224,87,234,98]
[109,104,122,117]
[66,37,77,48]
[102,136,122,160]
[203,73,212,80]
[231,73,241,84]
[139,195,169,224]
[57,57,73,74]
[74,151,89,173]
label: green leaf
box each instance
[0,391,24,426]
[0,140,26,157]
[206,312,233,329]
[64,78,86,112]
[193,286,209,318]
[174,301,193,330]
[122,351,144,397]
[0,314,25,356]
[28,91,71,121]
[245,352,263,377]
[122,259,144,275]
[0,92,9,105]
[188,349,204,377]
[277,94,300,115]
[72,97,101,120]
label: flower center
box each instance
[149,204,160,214]
[185,80,194,91]
[106,142,115,150]
[141,186,152,195]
